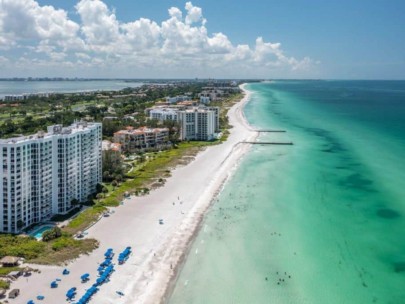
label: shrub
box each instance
[0,234,45,260]
[42,227,62,242]
[51,237,77,251]
[0,280,10,289]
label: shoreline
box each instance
[137,84,257,304]
[7,84,257,304]
[155,84,259,304]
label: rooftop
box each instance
[114,126,168,136]
[0,121,100,145]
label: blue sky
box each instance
[0,0,404,79]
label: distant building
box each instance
[200,96,210,104]
[102,140,122,166]
[3,93,50,102]
[102,140,122,153]
[113,127,170,153]
[148,105,219,141]
[0,122,102,233]
[165,95,191,104]
[149,108,178,121]
[103,116,118,121]
[177,108,216,141]
[4,95,25,102]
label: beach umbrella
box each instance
[36,295,45,300]
[27,301,35,304]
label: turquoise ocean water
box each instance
[169,81,405,304]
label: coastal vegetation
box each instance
[0,233,98,265]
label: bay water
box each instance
[169,81,405,304]
[0,80,142,99]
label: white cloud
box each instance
[168,7,182,20]
[121,18,161,53]
[0,0,314,77]
[185,2,205,25]
[75,0,120,51]
[0,0,80,46]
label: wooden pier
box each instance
[242,141,294,145]
[254,130,287,133]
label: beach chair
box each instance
[36,295,45,300]
[62,268,70,275]
[81,273,90,282]
[66,288,77,300]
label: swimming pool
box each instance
[29,225,55,239]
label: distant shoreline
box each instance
[0,79,143,99]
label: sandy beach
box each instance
[7,84,256,304]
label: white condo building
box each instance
[0,122,102,233]
[177,108,216,141]
[149,106,220,141]
[149,108,178,121]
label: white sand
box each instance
[8,84,256,304]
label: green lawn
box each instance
[0,266,23,276]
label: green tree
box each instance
[42,227,62,242]
[87,194,94,204]
[111,180,118,189]
[102,150,124,182]
[71,198,80,207]
[96,183,103,193]
[102,187,108,197]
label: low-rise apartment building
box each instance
[165,95,191,104]
[113,127,170,153]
